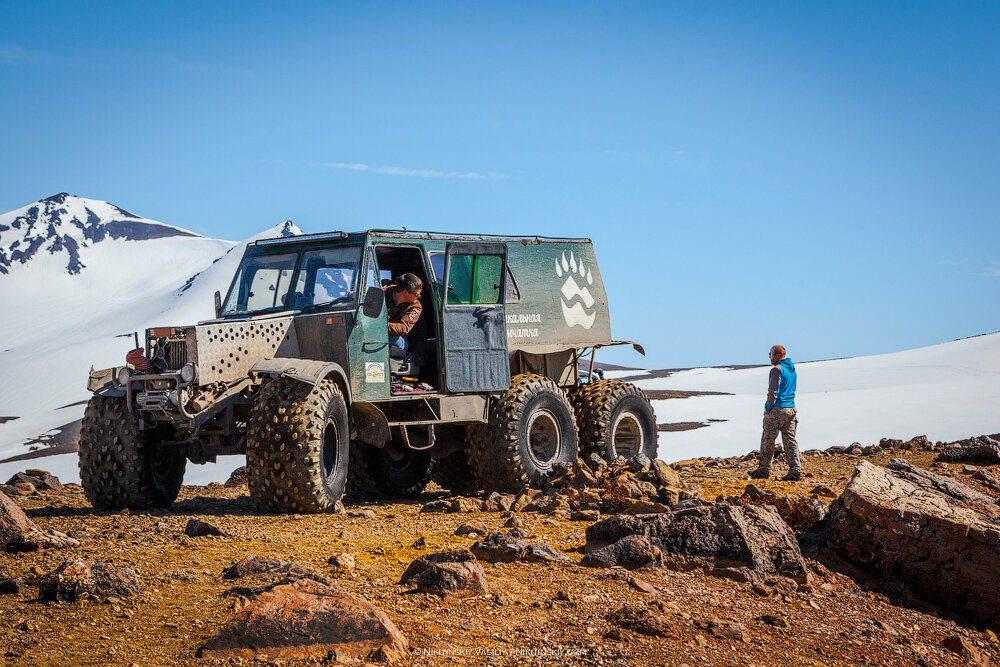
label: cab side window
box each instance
[447,254,503,305]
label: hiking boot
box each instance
[748,468,770,480]
[780,471,802,482]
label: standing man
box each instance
[384,273,423,352]
[749,345,801,481]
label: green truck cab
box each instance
[81,230,656,513]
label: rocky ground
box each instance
[2,436,999,666]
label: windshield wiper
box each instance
[299,296,354,313]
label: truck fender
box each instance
[94,385,126,398]
[250,358,352,404]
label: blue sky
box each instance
[2,1,997,369]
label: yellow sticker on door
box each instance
[365,362,386,383]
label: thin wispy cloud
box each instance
[984,264,1000,277]
[259,159,505,180]
[0,44,42,64]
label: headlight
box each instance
[180,363,197,384]
[116,367,132,386]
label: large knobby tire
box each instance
[570,380,657,461]
[246,377,349,514]
[345,438,433,501]
[472,373,579,494]
[78,395,186,510]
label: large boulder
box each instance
[585,502,810,583]
[0,489,39,551]
[37,560,141,602]
[824,459,1000,628]
[199,578,407,660]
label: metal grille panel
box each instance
[165,341,187,370]
[193,317,298,383]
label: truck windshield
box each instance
[221,244,364,316]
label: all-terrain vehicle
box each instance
[81,230,656,513]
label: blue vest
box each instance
[773,358,796,408]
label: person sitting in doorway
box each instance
[384,273,423,353]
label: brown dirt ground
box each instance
[1,449,997,666]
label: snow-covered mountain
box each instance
[0,193,300,483]
[0,192,199,276]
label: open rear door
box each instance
[442,242,510,392]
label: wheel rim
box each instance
[322,417,341,482]
[526,408,561,468]
[383,441,415,473]
[611,411,643,459]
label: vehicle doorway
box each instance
[374,245,440,394]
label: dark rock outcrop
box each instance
[935,434,1000,464]
[585,503,810,583]
[399,547,488,596]
[199,578,407,660]
[37,560,141,602]
[824,459,1000,628]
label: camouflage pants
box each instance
[759,407,801,473]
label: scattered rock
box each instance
[607,605,670,637]
[6,471,63,491]
[580,534,663,570]
[759,614,790,629]
[824,459,1000,628]
[481,492,516,512]
[224,466,249,487]
[328,553,355,574]
[503,515,523,529]
[0,489,39,551]
[19,528,81,551]
[199,578,408,660]
[624,500,671,515]
[37,560,141,603]
[808,485,837,498]
[585,453,608,473]
[940,635,985,663]
[649,459,680,488]
[223,556,331,586]
[411,536,427,548]
[772,496,828,531]
[694,618,750,643]
[628,576,657,594]
[586,503,810,583]
[470,531,570,564]
[454,520,487,536]
[627,453,651,473]
[185,518,227,537]
[419,500,451,513]
[449,497,480,513]
[570,510,600,521]
[399,547,488,596]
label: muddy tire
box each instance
[472,373,578,493]
[431,446,481,495]
[78,395,186,510]
[246,377,349,514]
[569,380,657,461]
[345,439,433,501]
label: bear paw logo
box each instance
[555,251,596,329]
